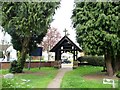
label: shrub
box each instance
[116,72,120,78]
[9,60,22,73]
[9,60,18,73]
[78,56,104,66]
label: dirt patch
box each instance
[15,71,47,76]
[0,71,47,78]
[83,72,118,80]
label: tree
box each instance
[2,2,60,73]
[72,2,120,76]
[41,27,61,51]
[115,12,120,73]
[0,2,2,25]
[41,27,61,60]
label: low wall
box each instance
[0,61,55,69]
[25,61,55,68]
[0,62,11,69]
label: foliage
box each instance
[41,27,61,51]
[9,60,18,73]
[0,2,2,25]
[78,56,104,66]
[2,2,60,73]
[61,66,118,88]
[9,60,23,73]
[72,2,120,55]
[72,1,120,76]
[2,2,60,52]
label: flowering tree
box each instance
[42,27,61,52]
[41,27,61,60]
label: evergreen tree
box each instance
[2,2,60,73]
[72,2,120,76]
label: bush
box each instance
[9,60,18,73]
[9,60,22,73]
[116,72,120,78]
[78,56,104,66]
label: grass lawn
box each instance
[0,67,58,88]
[61,65,119,88]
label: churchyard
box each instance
[0,1,120,89]
[0,65,119,89]
[0,32,119,89]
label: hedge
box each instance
[77,56,105,66]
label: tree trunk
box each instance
[17,37,30,73]
[111,48,116,74]
[104,49,114,76]
[115,51,120,72]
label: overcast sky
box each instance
[51,0,76,42]
[0,26,11,44]
[0,0,76,44]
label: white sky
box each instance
[0,0,77,44]
[51,0,76,42]
[0,26,11,45]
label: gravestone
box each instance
[103,78,115,88]
[4,73,14,79]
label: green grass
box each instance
[0,69,9,75]
[0,78,1,90]
[1,66,119,89]
[61,65,119,88]
[0,67,58,88]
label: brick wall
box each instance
[0,61,55,69]
[25,61,55,68]
[0,62,11,69]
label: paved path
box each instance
[47,68,72,88]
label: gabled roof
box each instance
[50,35,82,52]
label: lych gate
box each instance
[50,35,82,68]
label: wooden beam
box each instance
[58,49,78,51]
